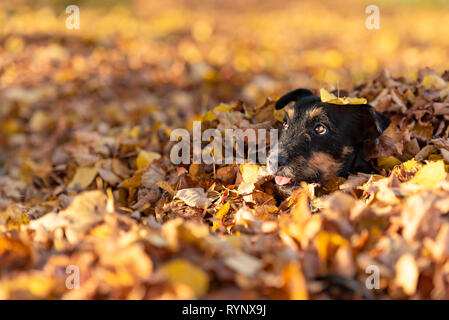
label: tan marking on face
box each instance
[285,106,295,119]
[308,152,342,182]
[309,107,323,119]
[342,146,353,156]
[290,156,316,177]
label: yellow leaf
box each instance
[402,158,420,172]
[29,111,50,132]
[136,151,161,169]
[320,88,338,103]
[240,163,262,184]
[422,74,446,90]
[157,181,176,195]
[314,231,349,261]
[282,261,309,300]
[216,202,230,220]
[161,259,209,297]
[274,109,285,123]
[407,160,447,187]
[212,202,230,231]
[120,168,145,189]
[214,104,235,112]
[377,156,401,170]
[202,110,217,122]
[320,88,367,105]
[68,162,101,189]
[129,125,141,139]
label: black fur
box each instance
[267,88,391,193]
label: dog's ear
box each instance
[358,105,391,140]
[275,88,318,110]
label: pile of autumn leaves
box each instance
[2,68,449,299]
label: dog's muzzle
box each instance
[266,151,294,186]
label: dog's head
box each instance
[267,88,390,190]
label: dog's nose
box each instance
[278,155,289,166]
[267,154,277,174]
[267,153,289,175]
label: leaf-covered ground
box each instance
[1,0,449,299]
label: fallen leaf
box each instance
[212,202,230,231]
[377,156,401,170]
[422,74,446,90]
[320,88,367,105]
[174,188,211,208]
[224,252,262,277]
[395,254,419,296]
[136,151,161,169]
[240,163,266,184]
[282,261,309,300]
[406,160,446,188]
[161,259,209,297]
[157,181,176,195]
[68,162,102,189]
[141,166,165,188]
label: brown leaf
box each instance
[174,188,210,208]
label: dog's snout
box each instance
[266,152,289,175]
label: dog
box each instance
[267,88,391,193]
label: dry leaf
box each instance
[161,259,209,297]
[422,74,446,90]
[212,202,230,231]
[320,88,367,105]
[68,162,101,189]
[141,166,165,188]
[136,151,161,169]
[406,160,447,188]
[282,261,308,300]
[224,252,262,277]
[174,188,211,208]
[377,157,401,170]
[239,163,262,184]
[395,254,419,296]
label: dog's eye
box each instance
[283,122,289,130]
[313,124,327,135]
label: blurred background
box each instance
[1,0,449,159]
[1,0,449,105]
